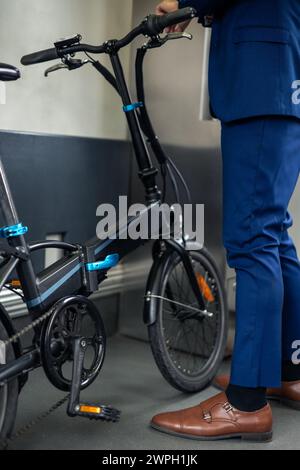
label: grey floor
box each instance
[8,335,300,450]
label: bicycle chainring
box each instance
[40,296,106,392]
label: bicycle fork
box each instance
[144,239,213,326]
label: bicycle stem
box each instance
[109,51,161,204]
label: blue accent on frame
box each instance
[27,206,155,307]
[27,262,83,309]
[86,254,120,272]
[0,223,28,238]
[93,224,129,256]
[94,238,114,256]
[123,102,144,113]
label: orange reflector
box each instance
[80,405,102,414]
[11,280,21,288]
[196,274,215,303]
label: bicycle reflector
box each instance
[196,273,215,303]
[10,279,22,288]
[79,405,102,415]
[71,403,121,422]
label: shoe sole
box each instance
[151,423,273,443]
[213,383,300,411]
[268,395,300,410]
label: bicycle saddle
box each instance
[0,63,20,81]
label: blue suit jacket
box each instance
[179,0,300,122]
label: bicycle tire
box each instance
[148,246,228,393]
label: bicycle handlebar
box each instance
[146,8,195,36]
[21,7,196,66]
[21,47,59,66]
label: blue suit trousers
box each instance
[221,117,300,387]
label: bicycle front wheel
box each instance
[148,247,228,393]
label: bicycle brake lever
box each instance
[144,32,193,49]
[44,59,89,77]
[162,32,193,43]
[44,63,69,77]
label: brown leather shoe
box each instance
[214,375,300,410]
[151,392,273,442]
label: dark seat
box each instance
[0,63,20,81]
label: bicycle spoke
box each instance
[160,255,222,377]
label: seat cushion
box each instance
[0,63,20,81]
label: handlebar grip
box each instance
[146,7,197,36]
[21,47,59,66]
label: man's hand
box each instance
[155,0,192,33]
[155,0,179,16]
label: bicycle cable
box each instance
[3,284,24,301]
[166,156,192,205]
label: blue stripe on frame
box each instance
[27,262,83,308]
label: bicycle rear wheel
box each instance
[0,317,18,445]
[148,247,228,393]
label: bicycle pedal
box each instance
[72,404,121,422]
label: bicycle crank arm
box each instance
[67,336,121,422]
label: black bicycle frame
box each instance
[110,53,160,205]
[0,45,160,312]
[0,39,205,386]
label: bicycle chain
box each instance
[0,393,70,450]
[2,305,54,348]
[0,305,70,450]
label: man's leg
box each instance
[280,226,300,379]
[150,116,299,441]
[221,117,300,393]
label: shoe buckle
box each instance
[203,410,212,422]
[223,402,233,413]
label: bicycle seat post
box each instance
[0,160,19,227]
[0,160,40,307]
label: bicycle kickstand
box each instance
[67,336,121,423]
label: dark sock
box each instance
[226,383,267,412]
[282,361,300,382]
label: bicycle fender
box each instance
[143,251,175,326]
